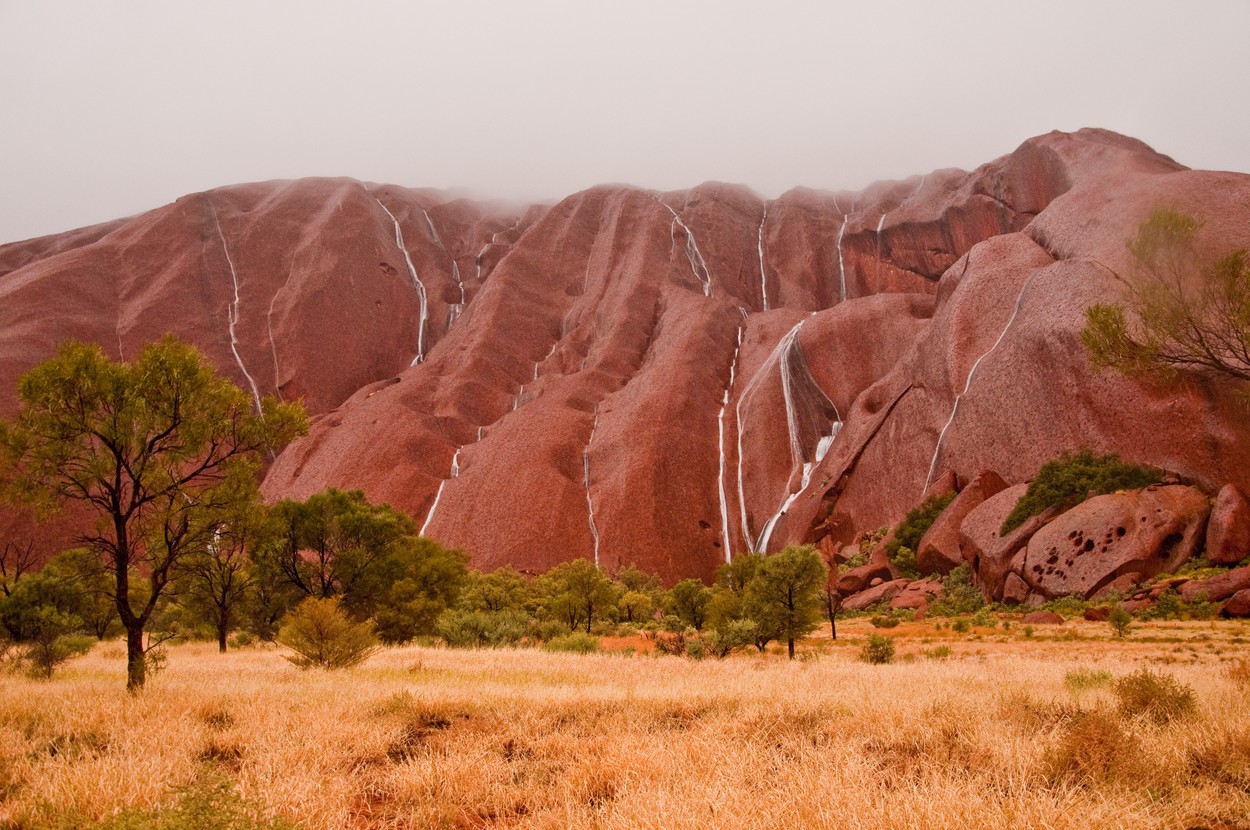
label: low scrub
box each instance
[541,632,599,654]
[277,597,379,670]
[1001,449,1161,535]
[860,634,895,664]
[1112,668,1197,724]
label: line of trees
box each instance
[0,337,834,688]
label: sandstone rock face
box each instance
[1206,485,1250,565]
[957,483,1054,600]
[1018,486,1210,600]
[916,470,1007,575]
[3,129,1250,583]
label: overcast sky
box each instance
[2,1,1248,245]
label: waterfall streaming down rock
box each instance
[737,320,842,552]
[376,199,429,364]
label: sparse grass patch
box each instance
[1065,667,1114,692]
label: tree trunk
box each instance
[126,624,145,691]
[217,618,229,653]
[787,637,795,660]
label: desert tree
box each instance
[0,337,307,690]
[1082,208,1250,395]
[744,544,828,659]
[178,501,270,652]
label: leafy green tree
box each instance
[267,489,412,602]
[705,552,765,636]
[42,547,117,639]
[617,590,654,623]
[1000,449,1160,534]
[0,564,93,677]
[743,545,828,659]
[365,535,468,643]
[459,565,531,613]
[666,578,712,631]
[177,503,269,652]
[538,559,618,634]
[0,337,307,690]
[1082,208,1250,394]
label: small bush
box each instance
[542,632,599,654]
[705,619,757,658]
[1112,668,1197,724]
[1108,606,1133,638]
[1001,449,1160,535]
[25,632,94,680]
[1043,708,1142,785]
[685,639,708,660]
[930,564,985,616]
[951,618,971,634]
[277,597,379,670]
[869,614,901,629]
[970,608,995,628]
[860,634,895,664]
[1065,668,1114,692]
[437,609,528,648]
[922,645,952,660]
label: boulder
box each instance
[958,483,1053,599]
[835,558,893,595]
[916,470,1008,576]
[1021,610,1065,625]
[1002,572,1032,605]
[1019,485,1210,600]
[841,578,910,611]
[1206,484,1250,565]
[1222,589,1250,618]
[1178,565,1250,602]
[1091,573,1144,600]
[1083,606,1112,622]
[922,469,959,501]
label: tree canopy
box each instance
[1082,208,1250,396]
[0,337,307,689]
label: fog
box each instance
[1,0,1248,244]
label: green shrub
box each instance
[1040,594,1089,618]
[277,597,379,670]
[970,608,995,628]
[1001,449,1160,534]
[684,639,708,660]
[1065,667,1114,691]
[1112,668,1197,724]
[437,609,528,648]
[930,564,985,616]
[870,614,901,629]
[705,619,757,658]
[922,645,952,660]
[860,634,895,664]
[542,632,599,654]
[25,631,94,680]
[886,493,956,576]
[951,618,971,634]
[1108,606,1133,638]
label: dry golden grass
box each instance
[3,618,1250,829]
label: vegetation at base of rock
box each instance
[928,564,985,616]
[276,597,379,669]
[1000,449,1162,535]
[885,492,955,577]
[541,632,599,654]
[1082,208,1250,397]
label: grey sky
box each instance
[2,0,1248,245]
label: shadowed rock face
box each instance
[3,129,1250,584]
